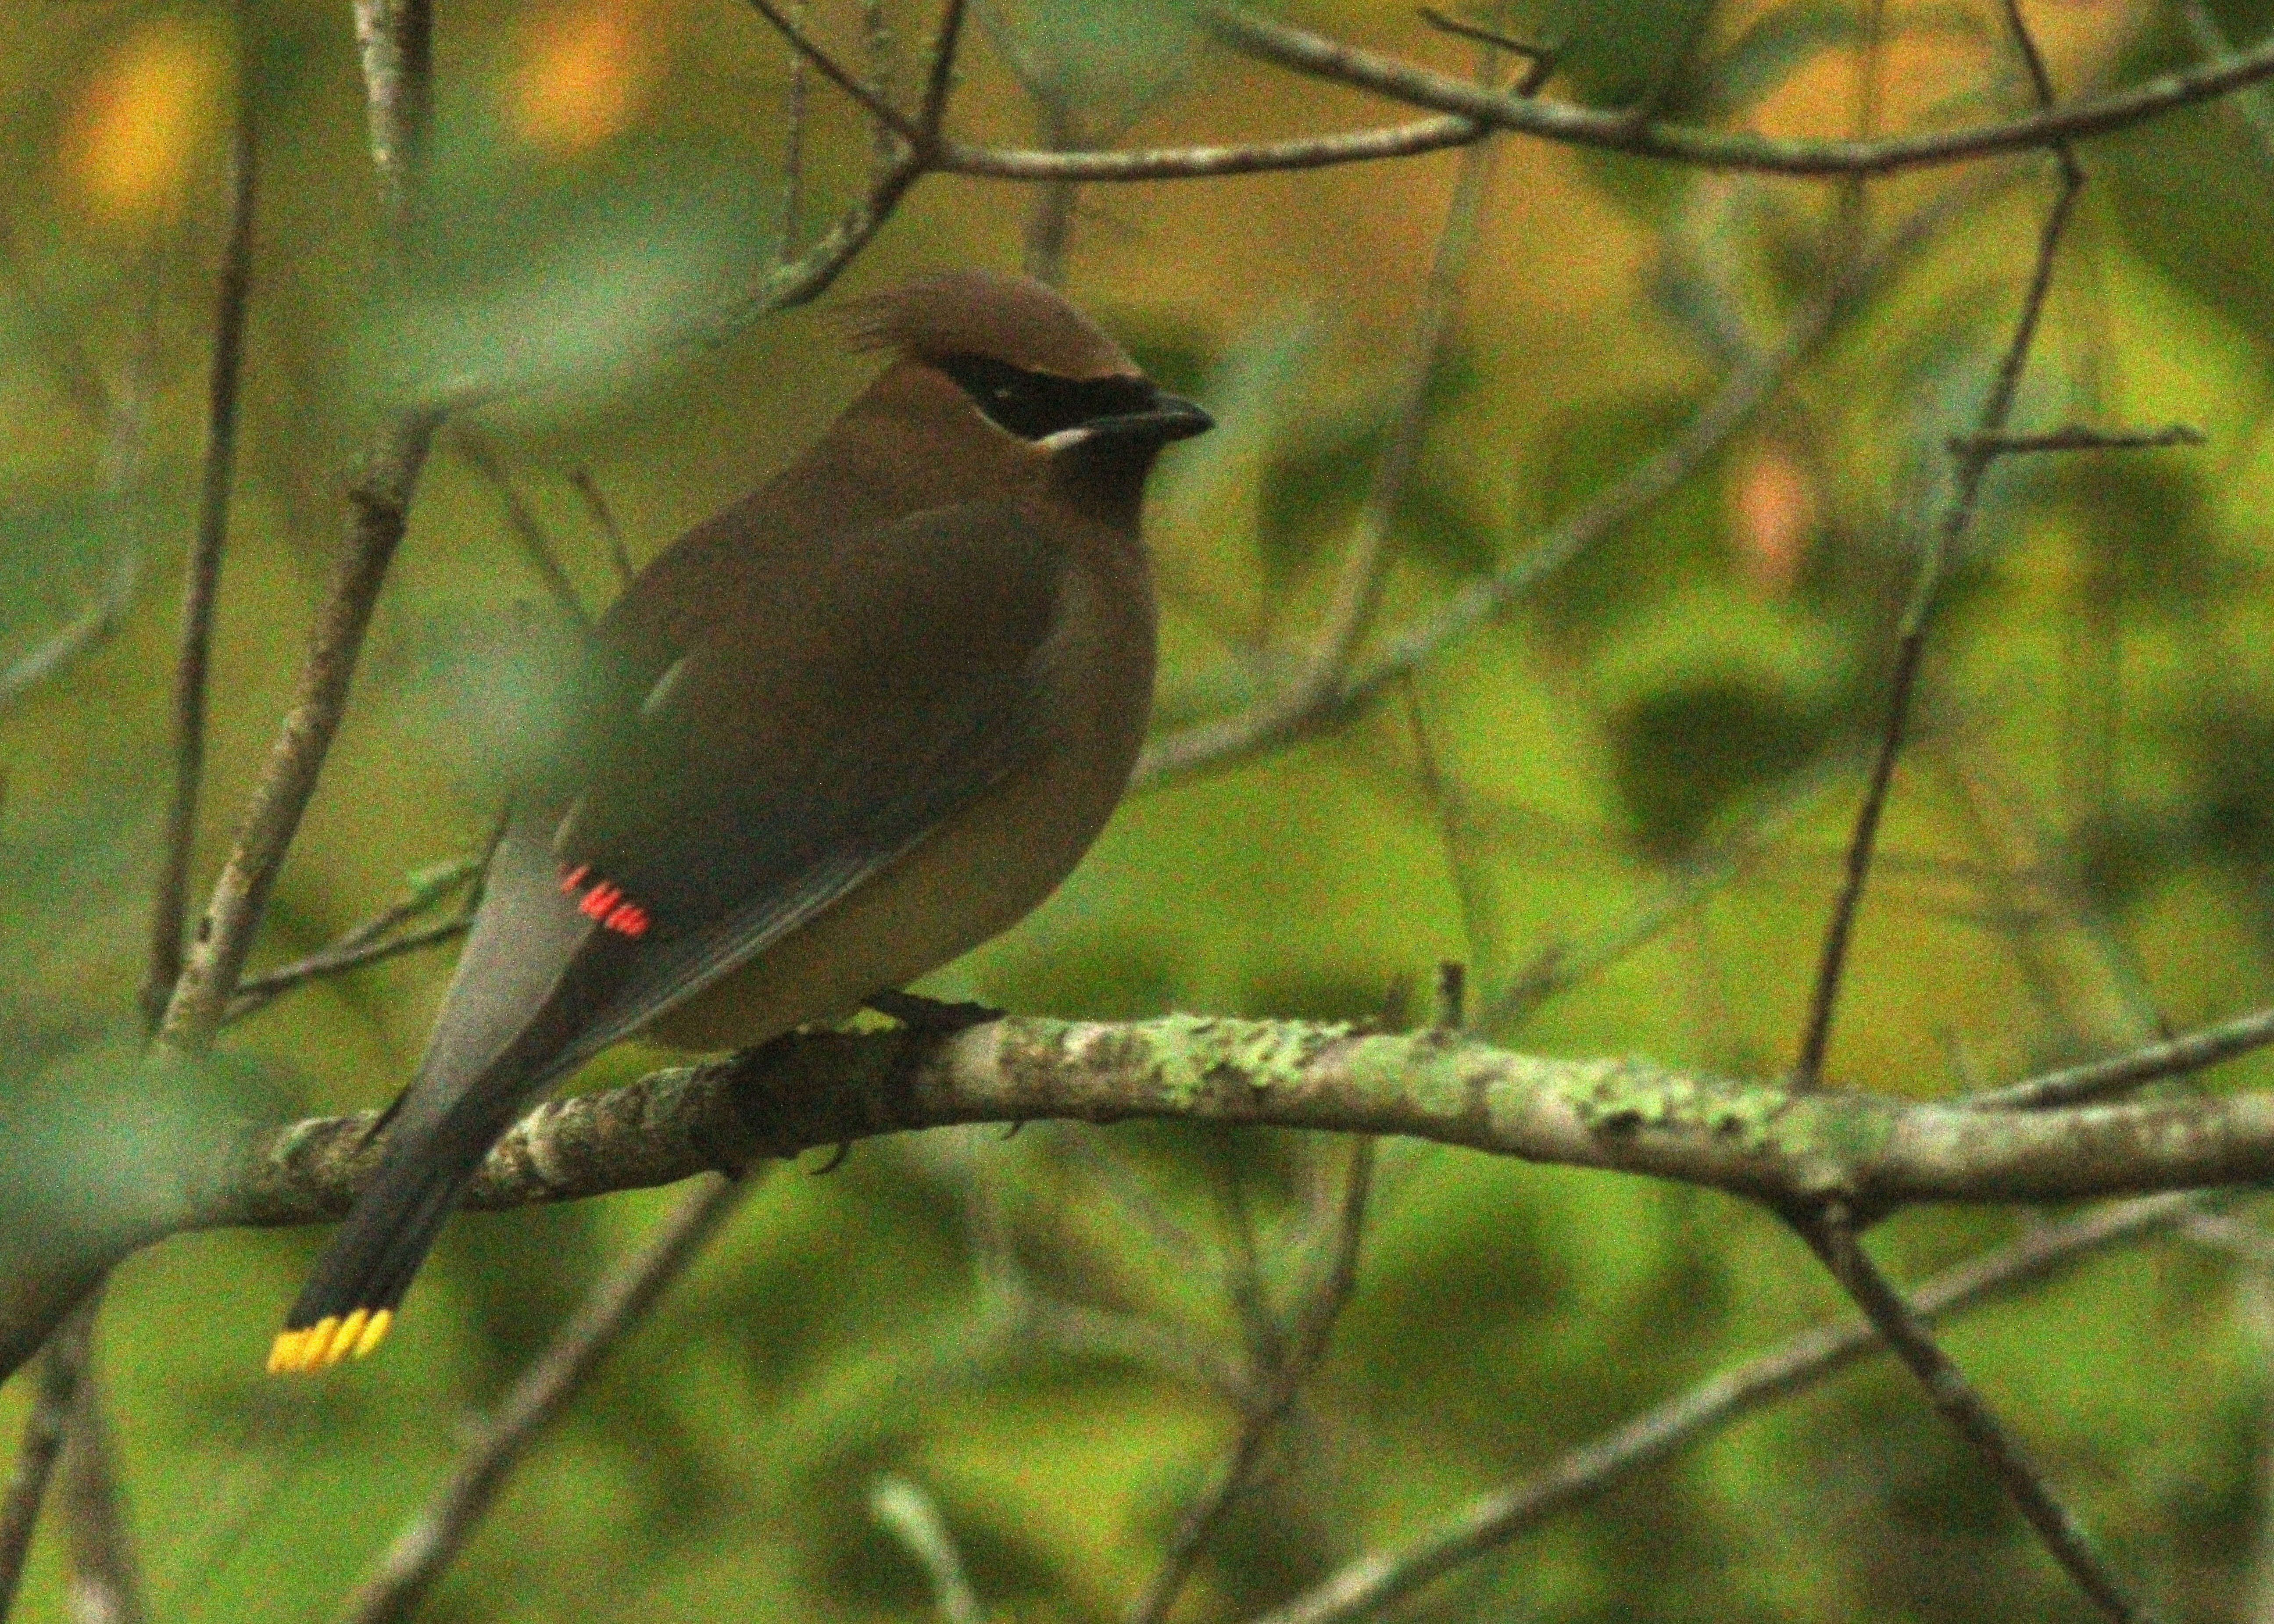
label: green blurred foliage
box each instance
[10,2,2274,1623]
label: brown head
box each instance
[844,271,1211,510]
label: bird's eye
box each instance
[937,353,1155,441]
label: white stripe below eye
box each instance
[640,653,690,720]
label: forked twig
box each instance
[1129,1139,1373,1624]
[1246,1192,2202,1624]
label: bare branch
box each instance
[777,0,811,254]
[1244,1192,2205,1624]
[338,1175,750,1624]
[939,117,1485,181]
[56,1363,146,1624]
[1792,40,2081,1088]
[1949,422,2204,455]
[1205,5,2274,177]
[351,0,431,221]
[0,553,140,717]
[565,469,633,587]
[227,912,471,1022]
[145,76,259,1031]
[155,0,442,1058]
[1794,1203,2144,1621]
[1967,1003,2274,1111]
[29,1003,2274,1381]
[918,0,970,136]
[454,429,592,629]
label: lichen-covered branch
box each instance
[12,1007,2274,1384]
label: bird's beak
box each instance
[1040,392,1214,453]
[1123,392,1215,443]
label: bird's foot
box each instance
[864,989,1005,1036]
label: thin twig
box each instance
[1132,54,1510,789]
[338,1174,751,1624]
[157,408,442,1053]
[1245,1192,2202,1624]
[918,0,970,136]
[565,469,633,587]
[0,1298,98,1624]
[1398,676,1493,982]
[871,1477,984,1624]
[227,913,472,1021]
[1135,191,1945,790]
[1949,423,2203,456]
[1415,6,1549,66]
[57,1361,146,1624]
[145,70,259,1031]
[156,0,441,1056]
[1130,1139,1373,1624]
[744,0,922,145]
[1794,1203,2145,1623]
[1484,750,1860,1033]
[864,0,900,173]
[1205,5,2274,177]
[1019,97,1081,289]
[1791,28,2081,1089]
[1967,1003,2274,1111]
[778,0,811,257]
[0,554,140,717]
[454,429,591,628]
[223,850,478,1021]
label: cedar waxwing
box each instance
[267,271,1210,1373]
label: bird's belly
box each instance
[646,558,1153,1053]
[647,746,1127,1051]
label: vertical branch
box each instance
[158,0,441,1053]
[865,0,902,173]
[352,0,433,223]
[157,408,440,1052]
[1398,675,1492,986]
[918,0,970,137]
[1019,94,1080,290]
[145,78,259,1027]
[0,1299,97,1624]
[1790,4,2081,1088]
[778,0,811,257]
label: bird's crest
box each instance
[840,271,1138,382]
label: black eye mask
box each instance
[936,353,1160,440]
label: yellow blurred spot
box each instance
[266,1306,396,1373]
[512,0,666,154]
[63,18,225,221]
[351,1307,394,1360]
[325,1308,370,1364]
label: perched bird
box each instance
[268,271,1210,1373]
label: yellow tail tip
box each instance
[265,1308,393,1374]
